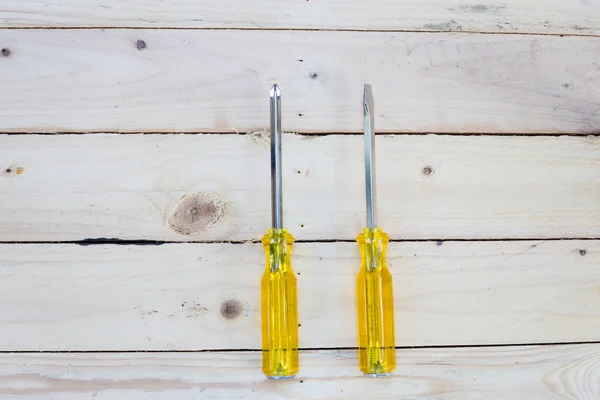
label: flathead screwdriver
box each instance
[261,84,299,380]
[356,84,396,376]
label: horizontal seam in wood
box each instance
[2,341,599,354]
[0,132,598,137]
[1,238,599,246]
[0,26,597,38]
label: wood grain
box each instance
[1,134,599,242]
[1,0,599,35]
[0,30,599,133]
[1,345,598,398]
[1,240,598,351]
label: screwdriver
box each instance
[261,84,299,380]
[356,84,396,377]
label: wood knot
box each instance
[3,165,24,177]
[220,300,243,320]
[1,48,11,57]
[167,193,229,236]
[422,165,434,176]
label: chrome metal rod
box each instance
[270,84,283,229]
[363,84,376,228]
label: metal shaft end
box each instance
[363,84,376,228]
[270,84,283,229]
[270,84,281,100]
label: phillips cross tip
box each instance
[261,84,300,380]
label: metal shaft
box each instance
[363,84,376,228]
[270,84,283,229]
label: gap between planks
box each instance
[1,132,600,136]
[3,341,600,354]
[1,26,599,38]
[2,237,600,246]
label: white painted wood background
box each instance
[1,134,599,241]
[0,31,598,133]
[2,346,599,399]
[2,0,600,34]
[1,241,599,351]
[0,1,599,398]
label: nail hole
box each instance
[579,249,587,256]
[136,40,147,50]
[422,166,434,176]
[1,48,11,57]
[309,72,318,79]
[436,241,443,246]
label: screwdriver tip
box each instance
[363,84,376,228]
[270,84,281,99]
[363,84,373,112]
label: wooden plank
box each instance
[1,134,599,242]
[1,0,600,35]
[1,240,598,351]
[0,30,599,133]
[1,345,599,398]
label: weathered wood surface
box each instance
[1,240,598,351]
[1,345,599,399]
[1,3,598,397]
[1,0,599,35]
[2,134,599,242]
[0,31,598,133]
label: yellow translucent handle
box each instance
[356,227,396,376]
[261,228,299,380]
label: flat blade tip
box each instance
[363,84,374,113]
[363,84,373,108]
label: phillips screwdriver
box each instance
[261,84,299,380]
[356,84,396,377]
